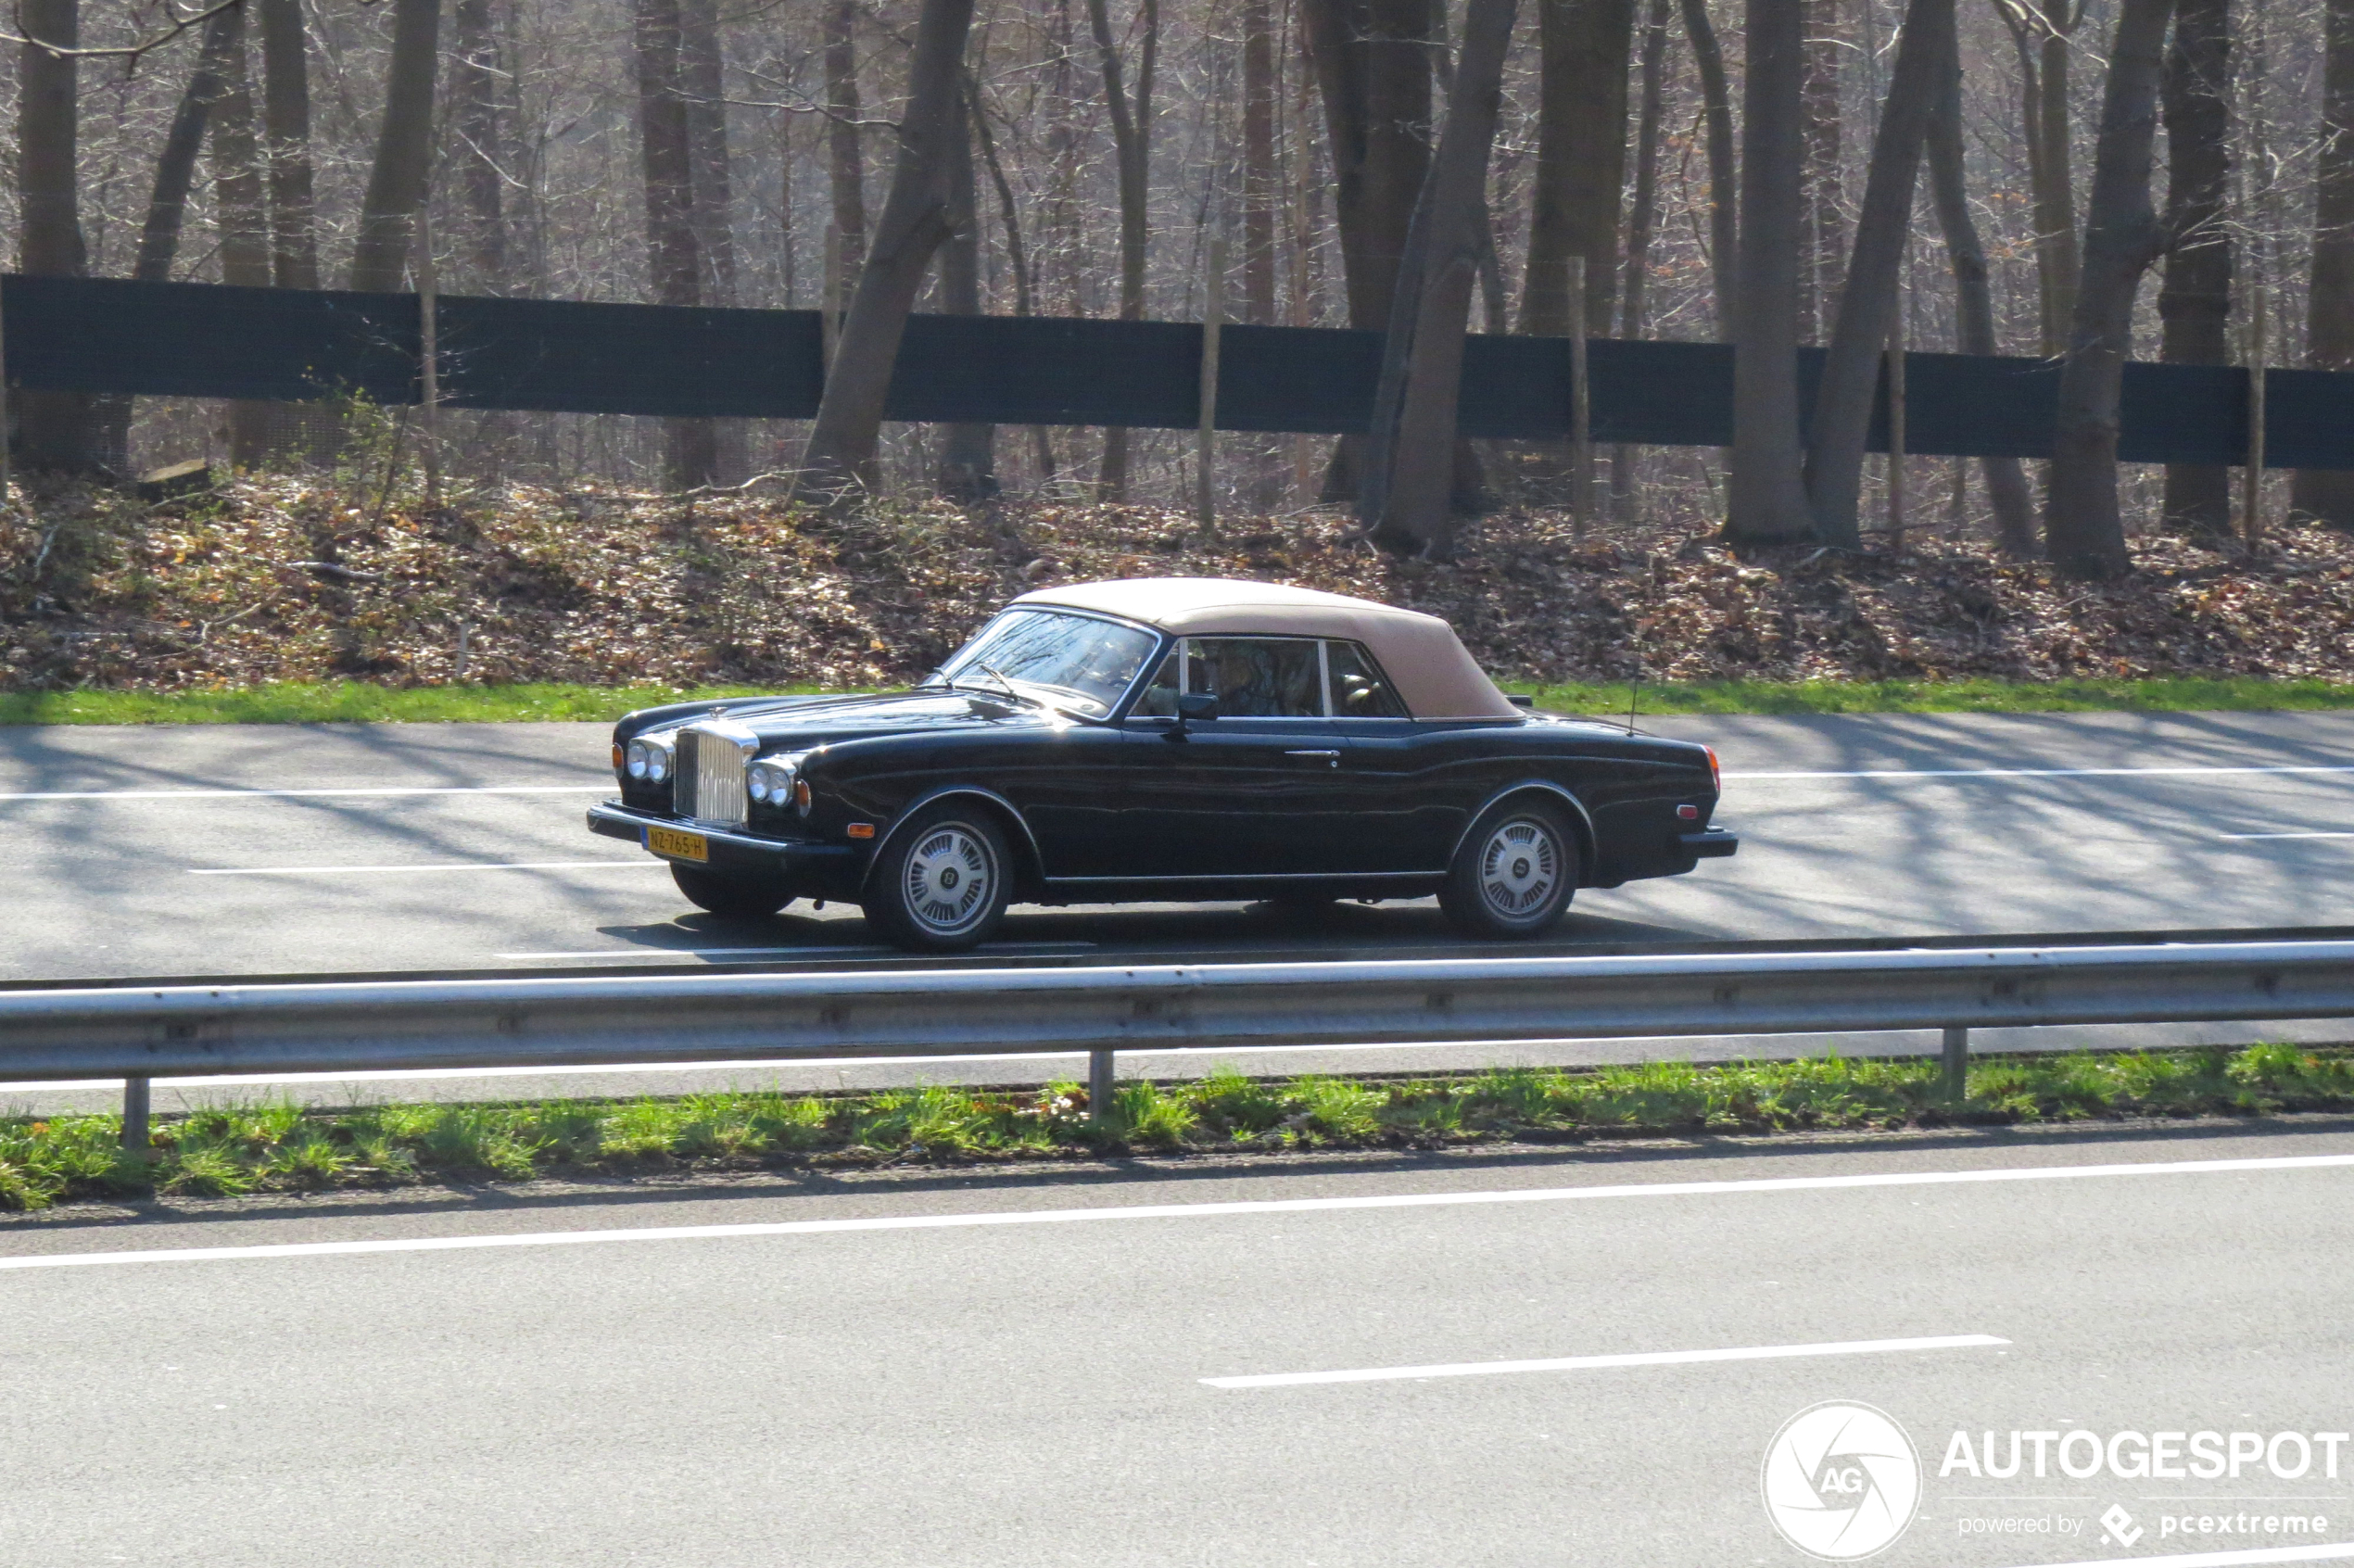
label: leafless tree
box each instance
[1728,0,1816,543]
[2044,0,2179,578]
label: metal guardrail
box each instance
[3,939,2351,1154]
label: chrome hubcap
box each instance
[905,824,994,933]
[1478,819,1559,918]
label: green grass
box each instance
[4,675,2351,726]
[6,1043,2352,1212]
[1512,676,2354,716]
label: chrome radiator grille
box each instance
[675,726,752,826]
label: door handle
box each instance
[1285,750,1342,767]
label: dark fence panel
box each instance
[4,275,2348,469]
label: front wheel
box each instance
[861,807,1012,952]
[1437,801,1579,939]
[671,863,795,918]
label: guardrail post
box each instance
[121,1075,152,1162]
[1089,1048,1116,1120]
[1941,1026,1969,1104]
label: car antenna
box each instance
[1626,678,1640,734]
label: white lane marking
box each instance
[187,860,662,876]
[1201,1333,2008,1388]
[1728,764,2354,781]
[0,785,608,801]
[2006,1544,2354,1568]
[2221,831,2354,841]
[3,1152,2348,1272]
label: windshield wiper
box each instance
[952,661,1031,704]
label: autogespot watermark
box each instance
[1764,1409,2349,1559]
[1939,1428,2346,1550]
[1762,1401,1924,1560]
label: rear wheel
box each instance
[862,806,1011,952]
[1438,801,1578,939]
[671,863,794,918]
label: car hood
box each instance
[648,689,1076,749]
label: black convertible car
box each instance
[588,578,1736,951]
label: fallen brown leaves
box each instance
[4,471,2352,691]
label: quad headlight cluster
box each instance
[748,754,809,813]
[625,735,675,783]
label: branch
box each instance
[4,0,244,68]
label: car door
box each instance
[1326,639,1501,872]
[1119,637,1361,879]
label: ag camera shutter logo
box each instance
[1762,1401,1923,1560]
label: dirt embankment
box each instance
[5,473,2352,691]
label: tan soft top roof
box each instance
[1013,577,1519,720]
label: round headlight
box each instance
[749,758,795,804]
[626,740,651,779]
[646,741,671,782]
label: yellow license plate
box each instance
[646,825,709,863]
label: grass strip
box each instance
[5,676,2354,727]
[6,1043,2351,1212]
[1516,676,2354,715]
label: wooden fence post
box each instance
[1567,256,1590,539]
[1197,234,1224,533]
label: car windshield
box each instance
[926,609,1159,718]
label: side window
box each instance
[1133,648,1180,716]
[1191,638,1325,717]
[1327,641,1410,718]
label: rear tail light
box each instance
[1703,745,1722,794]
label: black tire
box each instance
[861,805,1012,952]
[671,863,795,918]
[1437,800,1579,939]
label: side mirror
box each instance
[1177,691,1220,724]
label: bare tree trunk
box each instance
[1242,0,1279,324]
[210,2,274,468]
[971,82,1058,484]
[2004,3,2087,354]
[2292,0,2354,529]
[1612,0,1673,513]
[679,0,743,480]
[349,0,442,293]
[2036,22,2084,346]
[937,82,996,499]
[1362,0,1520,554]
[14,0,93,473]
[1678,0,1737,337]
[635,0,715,487]
[794,0,980,504]
[1086,0,1158,499]
[2157,0,2234,541]
[1520,0,1637,335]
[1728,0,1815,543]
[824,0,868,273]
[94,6,241,471]
[259,0,318,291]
[1799,0,1846,342]
[2044,0,2178,578]
[1803,0,1951,548]
[1304,0,1456,501]
[451,0,508,287]
[1925,47,2038,555]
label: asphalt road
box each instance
[6,710,2354,1112]
[6,1124,2351,1567]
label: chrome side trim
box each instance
[1044,870,1436,885]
